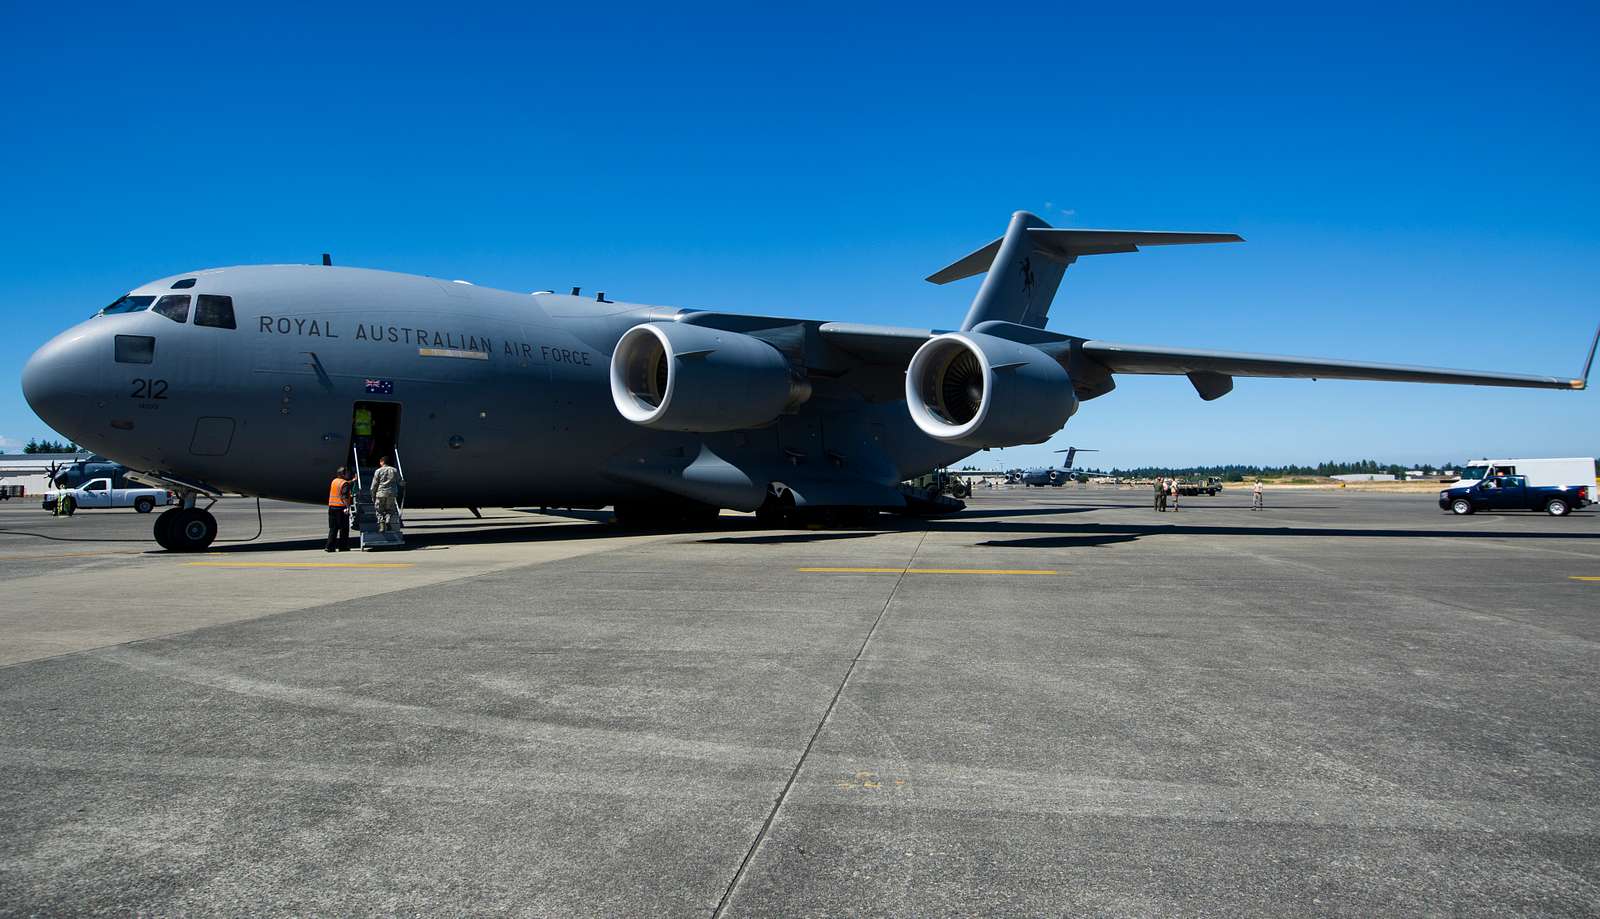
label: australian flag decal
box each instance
[364,379,394,395]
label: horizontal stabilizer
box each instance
[927,228,1243,285]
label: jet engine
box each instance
[905,331,1078,448]
[610,322,811,432]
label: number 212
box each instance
[131,379,168,399]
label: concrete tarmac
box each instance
[1,488,1597,916]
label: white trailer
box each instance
[0,474,52,498]
[1458,457,1597,489]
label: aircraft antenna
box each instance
[321,253,332,266]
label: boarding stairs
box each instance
[351,449,406,550]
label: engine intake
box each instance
[610,322,810,432]
[905,331,1077,447]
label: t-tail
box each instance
[1055,446,1097,470]
[926,210,1243,330]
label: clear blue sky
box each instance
[2,4,1595,470]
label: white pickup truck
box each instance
[42,477,170,515]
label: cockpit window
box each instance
[101,295,156,316]
[114,334,155,364]
[195,294,236,329]
[153,294,190,323]
[170,278,196,289]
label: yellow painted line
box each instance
[184,561,414,569]
[1570,576,1600,582]
[798,567,1058,575]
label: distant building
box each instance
[1330,473,1396,482]
[0,452,86,475]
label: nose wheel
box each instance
[154,507,218,552]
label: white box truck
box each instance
[1457,458,1597,489]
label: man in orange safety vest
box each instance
[325,467,353,552]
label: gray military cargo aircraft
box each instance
[1019,447,1097,487]
[21,211,1598,551]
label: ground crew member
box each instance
[1153,478,1165,512]
[1169,478,1180,512]
[352,406,374,464]
[372,456,404,533]
[1252,479,1264,511]
[326,467,353,551]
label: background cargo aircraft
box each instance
[1019,447,1098,487]
[20,211,1597,551]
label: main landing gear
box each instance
[154,504,218,552]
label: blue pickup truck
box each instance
[1440,475,1591,516]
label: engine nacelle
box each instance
[610,322,810,432]
[905,331,1078,448]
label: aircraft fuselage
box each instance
[23,265,968,509]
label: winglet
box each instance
[1575,322,1600,390]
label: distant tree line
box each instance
[1094,459,1465,483]
[21,438,77,454]
[961,457,1599,481]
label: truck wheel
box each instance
[134,497,155,514]
[165,508,218,552]
[1450,498,1474,515]
[1546,498,1570,517]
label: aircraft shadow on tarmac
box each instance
[696,531,887,545]
[17,502,1587,555]
[959,519,1600,550]
[205,518,634,554]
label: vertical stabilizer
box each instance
[926,213,1243,331]
[958,211,1066,331]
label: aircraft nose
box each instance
[22,325,104,438]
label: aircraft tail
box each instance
[1054,446,1097,469]
[927,211,1242,330]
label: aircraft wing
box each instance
[816,321,1596,399]
[1077,339,1590,391]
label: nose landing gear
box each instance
[154,505,218,552]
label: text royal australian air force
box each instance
[255,314,595,366]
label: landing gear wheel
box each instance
[755,489,799,528]
[1450,498,1474,515]
[134,496,155,514]
[1546,498,1570,517]
[164,508,218,552]
[153,508,180,549]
